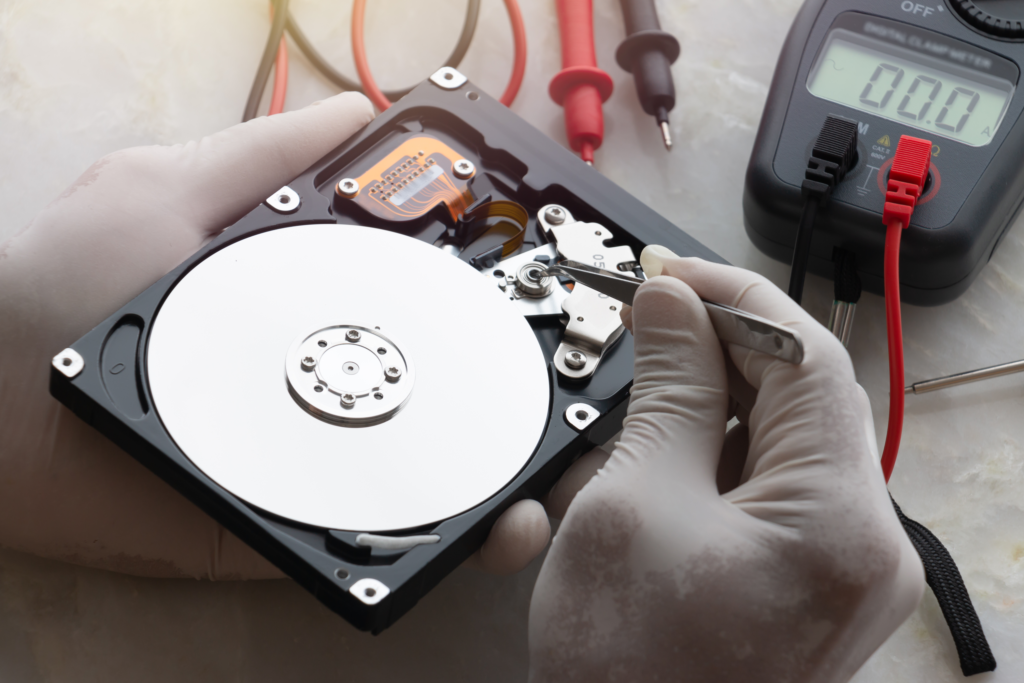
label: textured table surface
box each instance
[0,0,1021,681]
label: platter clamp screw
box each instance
[341,393,356,408]
[301,356,316,371]
[544,206,566,225]
[385,366,402,382]
[337,178,360,198]
[516,263,554,298]
[452,159,475,179]
[346,330,362,342]
[564,349,587,370]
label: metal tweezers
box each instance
[544,261,804,365]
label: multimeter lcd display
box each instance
[808,29,1013,147]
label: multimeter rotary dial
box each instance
[949,0,1024,39]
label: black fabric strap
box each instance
[891,496,996,676]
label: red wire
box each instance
[499,0,527,107]
[881,220,905,482]
[269,34,289,115]
[352,0,527,112]
[351,0,389,111]
[267,2,289,116]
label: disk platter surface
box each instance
[147,224,550,532]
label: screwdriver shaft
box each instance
[905,358,1024,395]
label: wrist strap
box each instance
[891,495,996,676]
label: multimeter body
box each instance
[745,0,1024,306]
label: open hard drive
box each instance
[50,67,723,633]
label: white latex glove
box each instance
[529,247,925,682]
[0,93,548,580]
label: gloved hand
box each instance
[529,247,925,682]
[0,93,548,580]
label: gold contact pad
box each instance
[343,135,474,223]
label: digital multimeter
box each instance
[745,0,1024,305]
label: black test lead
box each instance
[787,115,858,304]
[615,0,680,149]
[829,248,861,347]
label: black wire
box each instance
[243,0,291,122]
[286,0,481,102]
[787,198,818,304]
[832,247,861,304]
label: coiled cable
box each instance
[287,0,481,102]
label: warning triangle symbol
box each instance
[982,127,991,137]
[877,135,891,146]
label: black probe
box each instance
[614,0,680,149]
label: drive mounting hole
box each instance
[335,568,349,580]
[62,357,72,366]
[575,410,588,421]
[467,91,480,100]
[365,587,377,597]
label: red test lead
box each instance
[880,135,932,482]
[549,0,613,165]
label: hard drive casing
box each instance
[50,72,725,633]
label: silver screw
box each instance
[337,178,360,198]
[346,329,361,342]
[565,350,587,370]
[544,206,566,225]
[452,159,475,179]
[385,366,402,383]
[301,356,316,371]
[341,393,356,408]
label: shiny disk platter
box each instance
[147,224,551,532]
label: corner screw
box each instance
[346,330,362,342]
[337,178,360,198]
[544,206,566,225]
[452,159,475,179]
[565,350,587,370]
[385,366,402,383]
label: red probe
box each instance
[549,0,614,165]
[880,135,932,482]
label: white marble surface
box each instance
[0,0,1021,680]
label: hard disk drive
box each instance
[50,68,724,633]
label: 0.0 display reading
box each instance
[807,30,1013,147]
